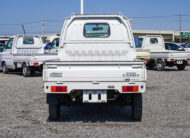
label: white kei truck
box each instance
[136,36,190,71]
[2,35,49,77]
[43,15,147,121]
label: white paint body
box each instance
[43,15,147,97]
[2,35,59,72]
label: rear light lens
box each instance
[187,58,190,61]
[122,86,138,92]
[33,63,39,66]
[170,59,174,61]
[144,59,149,62]
[51,86,67,92]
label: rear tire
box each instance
[155,59,165,71]
[177,64,185,70]
[22,64,31,77]
[2,63,8,74]
[132,93,142,121]
[49,104,60,121]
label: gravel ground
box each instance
[0,67,190,138]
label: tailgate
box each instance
[136,49,150,59]
[43,61,146,82]
[29,55,59,65]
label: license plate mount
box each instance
[83,90,107,103]
[177,61,183,64]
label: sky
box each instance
[0,0,190,35]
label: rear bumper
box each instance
[167,58,188,62]
[29,61,43,66]
[44,81,146,94]
[166,59,188,65]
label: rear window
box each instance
[23,37,34,45]
[84,23,110,38]
[150,38,158,44]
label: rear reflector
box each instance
[170,59,174,61]
[144,59,149,62]
[33,63,39,66]
[122,86,139,92]
[51,86,67,92]
[187,58,190,61]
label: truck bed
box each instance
[150,51,190,60]
[43,61,147,93]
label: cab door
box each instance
[3,38,14,68]
[49,38,59,54]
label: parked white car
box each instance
[43,15,147,121]
[136,36,190,70]
[177,43,190,51]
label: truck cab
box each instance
[138,36,165,52]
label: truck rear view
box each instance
[43,15,147,121]
[2,35,44,76]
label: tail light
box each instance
[144,59,149,62]
[33,63,39,66]
[122,86,138,92]
[170,59,174,61]
[51,86,67,92]
[187,58,190,61]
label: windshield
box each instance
[84,23,110,38]
[134,37,143,48]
